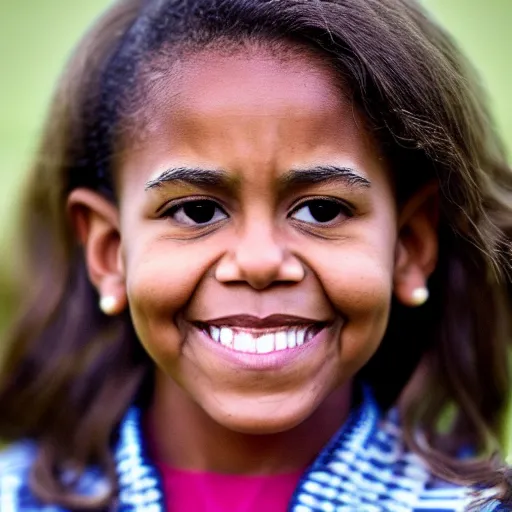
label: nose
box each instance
[215,221,304,290]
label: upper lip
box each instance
[195,314,328,329]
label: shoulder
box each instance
[294,402,508,512]
[371,412,507,511]
[0,441,36,484]
[0,440,36,470]
[0,442,108,512]
[0,441,38,511]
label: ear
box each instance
[67,188,127,315]
[393,182,439,307]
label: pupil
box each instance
[309,201,340,223]
[184,201,216,223]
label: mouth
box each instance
[194,315,328,354]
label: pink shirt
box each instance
[156,462,303,512]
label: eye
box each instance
[290,199,352,225]
[165,199,228,226]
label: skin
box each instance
[69,46,438,474]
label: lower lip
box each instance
[192,325,331,371]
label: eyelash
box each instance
[288,196,355,223]
[160,196,228,224]
[159,196,355,227]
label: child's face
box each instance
[71,46,436,434]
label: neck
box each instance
[144,371,352,475]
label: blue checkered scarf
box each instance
[0,387,507,511]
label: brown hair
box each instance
[1,0,511,509]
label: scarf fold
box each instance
[2,386,504,511]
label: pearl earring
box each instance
[411,287,429,306]
[99,295,119,315]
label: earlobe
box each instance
[393,183,439,307]
[67,188,127,315]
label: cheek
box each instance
[121,237,218,361]
[315,235,396,369]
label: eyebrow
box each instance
[279,165,371,190]
[145,164,371,192]
[145,167,237,191]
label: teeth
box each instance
[257,334,275,353]
[275,332,287,351]
[210,326,221,343]
[287,330,297,349]
[234,332,256,353]
[207,326,321,353]
[219,327,233,347]
[306,327,317,343]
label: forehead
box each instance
[116,45,389,191]
[131,45,343,127]
[175,45,341,105]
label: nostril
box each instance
[215,235,303,288]
[246,276,280,291]
[231,249,284,288]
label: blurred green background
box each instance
[0,0,510,448]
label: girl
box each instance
[0,0,511,510]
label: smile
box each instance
[198,324,326,354]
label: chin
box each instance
[206,401,315,435]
